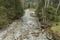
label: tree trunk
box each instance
[55,0,60,21]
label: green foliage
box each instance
[36,0,60,22]
[45,6,56,21]
[0,6,9,28]
[0,0,24,29]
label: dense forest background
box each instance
[0,0,24,28]
[0,0,60,36]
[36,0,60,22]
[35,0,60,35]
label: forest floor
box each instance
[51,22,60,36]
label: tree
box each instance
[0,0,24,28]
[36,0,60,23]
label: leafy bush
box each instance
[0,0,24,29]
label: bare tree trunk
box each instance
[55,0,60,21]
[43,0,47,23]
[21,0,25,9]
[36,0,40,9]
[50,0,53,6]
[56,0,60,12]
[47,0,50,22]
[42,8,45,22]
[47,0,50,7]
[43,0,50,23]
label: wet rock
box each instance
[17,35,22,40]
[31,23,39,29]
[30,12,36,17]
[31,31,40,37]
[22,31,29,39]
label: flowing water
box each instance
[21,9,53,40]
[0,9,53,40]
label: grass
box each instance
[51,22,60,36]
